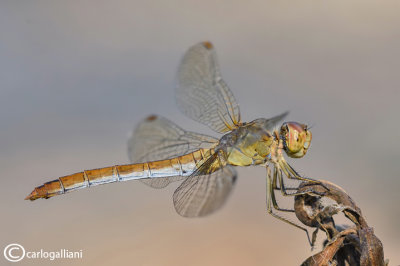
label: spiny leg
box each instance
[276,165,325,197]
[279,160,329,192]
[279,160,316,182]
[268,165,323,210]
[269,167,295,213]
[266,169,313,246]
[274,164,328,247]
[271,165,297,191]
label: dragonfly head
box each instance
[280,122,312,158]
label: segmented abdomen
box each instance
[25,149,209,200]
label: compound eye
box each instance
[303,130,312,149]
[281,121,312,158]
[287,122,306,152]
[293,130,300,142]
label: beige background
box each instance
[1,0,399,265]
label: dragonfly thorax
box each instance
[220,123,276,166]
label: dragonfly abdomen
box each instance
[25,149,208,201]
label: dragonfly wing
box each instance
[128,115,218,188]
[176,41,241,133]
[262,111,289,131]
[173,151,237,217]
[139,176,184,190]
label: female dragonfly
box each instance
[26,41,318,234]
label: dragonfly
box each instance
[26,41,319,236]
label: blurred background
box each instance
[1,0,399,265]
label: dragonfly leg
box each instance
[266,168,313,246]
[277,166,325,197]
[279,160,330,192]
[270,167,295,213]
[279,160,316,182]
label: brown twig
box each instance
[294,180,387,266]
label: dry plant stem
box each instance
[359,227,386,266]
[295,180,386,266]
[301,228,356,266]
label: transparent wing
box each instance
[262,112,289,131]
[173,152,237,217]
[128,115,218,188]
[176,41,241,133]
